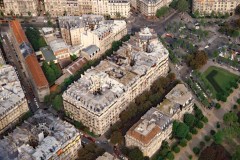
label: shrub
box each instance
[202,116,208,123]
[166,151,174,160]
[193,147,200,155]
[173,146,180,153]
[199,141,205,148]
[233,105,238,109]
[215,103,221,109]
[204,135,211,142]
[179,139,187,147]
[190,128,198,134]
[216,122,220,128]
[186,133,192,141]
[210,130,216,135]
[188,155,193,160]
[236,98,240,104]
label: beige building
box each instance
[62,28,169,135]
[59,15,127,59]
[131,0,172,17]
[96,152,120,160]
[44,0,130,18]
[0,65,29,134]
[0,110,81,160]
[125,84,194,157]
[192,0,240,15]
[49,39,70,60]
[3,0,38,16]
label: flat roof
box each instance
[40,46,56,62]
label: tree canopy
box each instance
[176,0,189,12]
[187,50,208,69]
[172,121,189,139]
[25,27,47,51]
[223,112,238,126]
[110,131,123,145]
[184,113,196,127]
[128,147,144,160]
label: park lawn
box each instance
[203,66,239,96]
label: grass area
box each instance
[203,66,239,96]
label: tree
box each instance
[232,145,240,160]
[116,12,121,19]
[176,0,189,13]
[70,54,78,61]
[184,113,196,127]
[128,147,144,160]
[186,133,192,140]
[179,139,187,147]
[237,98,240,104]
[110,131,123,145]
[166,151,174,160]
[45,67,56,84]
[193,147,200,155]
[187,50,208,69]
[167,73,176,82]
[156,6,169,18]
[204,135,211,142]
[50,61,61,78]
[196,121,204,129]
[223,112,238,126]
[52,95,63,111]
[215,103,221,109]
[213,131,224,144]
[0,11,4,17]
[173,146,180,153]
[172,121,189,139]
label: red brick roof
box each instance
[9,20,48,88]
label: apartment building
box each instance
[59,15,127,59]
[0,65,29,134]
[0,110,81,160]
[0,49,5,65]
[97,152,120,160]
[49,39,70,60]
[125,84,194,157]
[126,108,172,157]
[130,0,172,17]
[63,28,169,135]
[3,0,38,16]
[192,0,240,15]
[9,20,50,102]
[44,0,130,18]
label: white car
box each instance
[44,20,47,23]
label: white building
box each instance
[0,65,29,134]
[59,15,127,59]
[63,28,169,135]
[0,110,81,160]
[3,0,38,16]
[44,0,130,18]
[192,0,240,15]
[130,0,172,17]
[125,84,194,157]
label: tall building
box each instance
[44,0,130,18]
[9,20,50,102]
[125,84,194,157]
[130,0,172,17]
[192,0,240,15]
[0,65,29,134]
[3,0,38,16]
[63,28,169,135]
[0,110,81,160]
[59,15,127,59]
[49,39,70,60]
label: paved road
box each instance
[175,85,240,160]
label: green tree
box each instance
[52,95,63,111]
[28,11,32,17]
[172,121,189,139]
[235,5,240,15]
[184,113,196,127]
[50,61,61,78]
[193,147,200,155]
[166,151,174,160]
[215,103,221,109]
[179,139,187,147]
[128,147,144,160]
[173,146,180,153]
[116,12,121,19]
[45,67,56,84]
[176,0,189,12]
[213,131,224,144]
[110,131,123,145]
[156,6,169,18]
[223,112,238,126]
[70,54,78,61]
[196,121,204,129]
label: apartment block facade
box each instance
[62,28,169,135]
[130,0,172,17]
[125,84,194,157]
[192,0,240,15]
[44,0,130,18]
[3,0,38,16]
[0,65,29,134]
